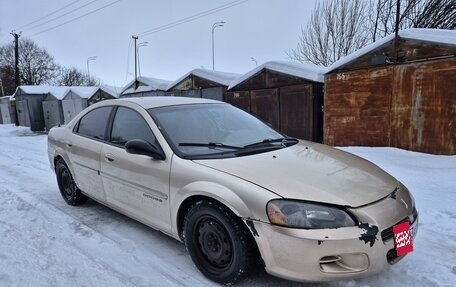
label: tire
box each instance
[183,200,257,285]
[55,159,88,206]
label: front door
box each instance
[100,107,171,232]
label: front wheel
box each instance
[55,159,88,206]
[183,200,257,284]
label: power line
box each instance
[28,0,122,37]
[137,0,248,37]
[22,0,102,32]
[15,0,84,30]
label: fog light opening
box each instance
[319,253,369,273]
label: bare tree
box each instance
[290,0,455,66]
[369,0,456,41]
[58,67,98,86]
[0,38,58,86]
[288,0,369,66]
[0,66,16,96]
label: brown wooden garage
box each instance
[226,61,326,142]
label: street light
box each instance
[86,56,97,79]
[136,42,148,76]
[212,21,225,70]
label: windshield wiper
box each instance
[178,142,242,150]
[243,137,298,149]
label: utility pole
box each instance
[11,31,20,126]
[393,1,400,63]
[132,35,138,89]
[11,32,20,89]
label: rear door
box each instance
[100,106,171,232]
[68,106,113,202]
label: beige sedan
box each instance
[48,97,418,284]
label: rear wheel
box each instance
[55,159,88,206]
[183,200,257,284]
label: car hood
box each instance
[194,142,398,207]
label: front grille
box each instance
[381,218,408,242]
[381,206,418,243]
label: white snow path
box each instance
[0,124,455,287]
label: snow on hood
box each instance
[327,28,456,73]
[195,141,398,207]
[228,60,327,90]
[168,69,241,90]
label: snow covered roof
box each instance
[14,85,69,98]
[69,86,99,99]
[100,85,121,97]
[328,28,456,73]
[228,60,327,90]
[168,69,241,89]
[121,76,172,95]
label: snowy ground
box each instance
[0,123,455,287]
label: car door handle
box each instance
[104,154,114,162]
[66,143,72,148]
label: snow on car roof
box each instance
[327,28,456,73]
[228,60,327,90]
[168,69,241,90]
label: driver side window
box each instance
[110,107,156,147]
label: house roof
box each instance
[227,60,327,90]
[327,28,456,73]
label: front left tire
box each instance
[55,159,88,206]
[183,200,257,285]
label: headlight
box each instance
[267,199,356,229]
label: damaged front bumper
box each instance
[245,186,418,282]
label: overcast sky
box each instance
[0,0,315,88]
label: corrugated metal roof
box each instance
[327,28,456,73]
[227,60,327,90]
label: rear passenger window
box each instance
[76,107,112,140]
[110,107,156,147]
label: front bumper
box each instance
[247,189,418,282]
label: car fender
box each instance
[169,157,279,237]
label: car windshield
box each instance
[149,103,295,159]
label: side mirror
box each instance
[125,139,166,160]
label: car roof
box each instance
[100,96,224,109]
